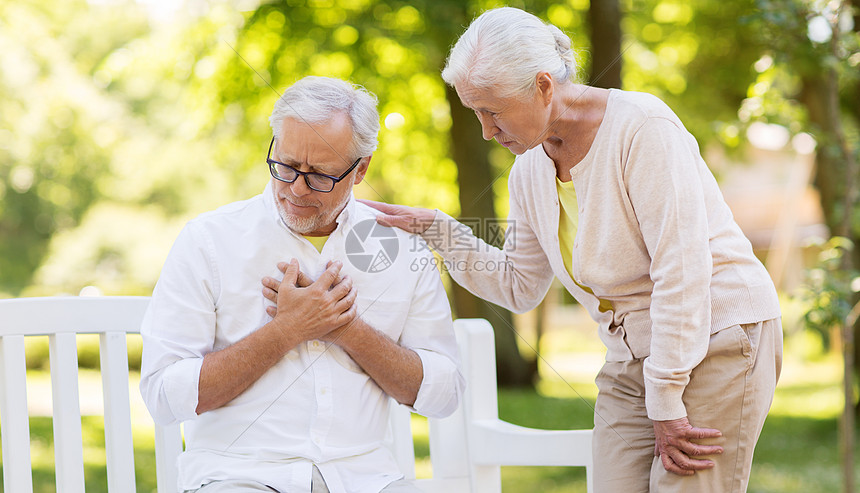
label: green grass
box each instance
[1,416,159,493]
[750,414,858,493]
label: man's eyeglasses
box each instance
[267,137,361,193]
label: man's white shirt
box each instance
[139,183,463,493]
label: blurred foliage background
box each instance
[3,0,859,383]
[5,0,855,297]
[2,0,860,491]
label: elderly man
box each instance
[140,76,464,493]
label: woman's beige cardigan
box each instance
[422,89,780,421]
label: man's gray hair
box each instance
[441,7,577,99]
[269,76,380,161]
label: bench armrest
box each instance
[470,418,593,467]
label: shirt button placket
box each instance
[309,339,333,453]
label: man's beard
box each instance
[274,189,351,235]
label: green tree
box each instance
[621,0,770,145]
[0,0,150,295]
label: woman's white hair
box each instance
[441,7,577,99]
[269,76,380,161]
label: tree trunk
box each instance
[444,83,536,387]
[588,0,623,89]
[802,73,858,490]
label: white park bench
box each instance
[0,296,593,492]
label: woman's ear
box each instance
[535,72,554,106]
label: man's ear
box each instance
[353,153,372,185]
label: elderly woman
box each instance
[364,6,782,493]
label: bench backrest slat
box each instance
[0,334,34,493]
[49,332,86,492]
[100,331,137,492]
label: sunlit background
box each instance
[1,0,859,491]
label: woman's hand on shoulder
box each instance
[358,199,436,234]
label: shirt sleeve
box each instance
[624,117,713,421]
[139,222,219,425]
[399,242,465,419]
